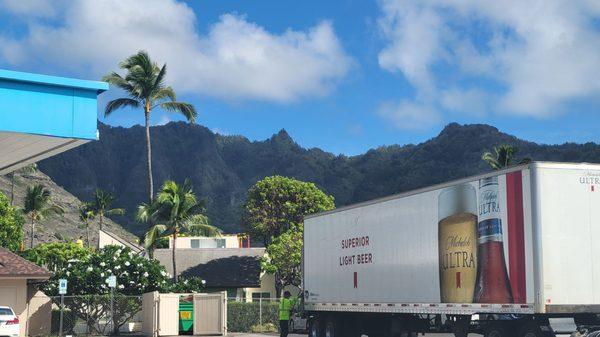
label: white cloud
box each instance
[156,115,172,126]
[0,0,351,103]
[440,88,491,117]
[377,100,441,130]
[378,0,600,118]
[0,0,57,18]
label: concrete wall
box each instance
[0,279,27,337]
[26,290,51,337]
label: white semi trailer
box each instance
[302,162,600,337]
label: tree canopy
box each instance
[20,242,90,272]
[242,176,335,245]
[261,227,303,295]
[482,144,531,170]
[138,179,207,280]
[0,192,24,251]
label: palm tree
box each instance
[102,51,197,201]
[141,213,221,258]
[89,189,125,231]
[185,214,222,237]
[137,180,205,282]
[8,164,38,205]
[78,202,95,247]
[23,184,64,248]
[482,144,531,170]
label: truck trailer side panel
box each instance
[304,162,600,315]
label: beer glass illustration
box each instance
[473,176,514,303]
[438,184,478,303]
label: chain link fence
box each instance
[46,295,143,336]
[42,295,296,335]
[226,297,307,333]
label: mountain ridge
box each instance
[37,122,600,236]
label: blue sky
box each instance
[0,0,598,155]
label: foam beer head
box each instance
[438,184,478,303]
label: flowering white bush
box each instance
[44,245,169,296]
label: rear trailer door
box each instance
[534,163,600,313]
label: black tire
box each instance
[518,322,556,337]
[309,317,322,337]
[484,325,509,337]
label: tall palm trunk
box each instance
[85,221,90,247]
[30,215,35,249]
[172,227,178,282]
[9,172,15,205]
[144,106,154,202]
[99,213,104,231]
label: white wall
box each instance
[98,231,126,249]
[243,273,300,301]
[169,235,240,249]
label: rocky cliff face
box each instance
[37,122,600,235]
[0,170,137,246]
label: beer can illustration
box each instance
[438,184,478,303]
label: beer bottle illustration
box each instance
[473,176,514,303]
[438,184,478,303]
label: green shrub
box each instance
[227,301,279,332]
[251,323,278,333]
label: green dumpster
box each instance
[179,299,194,333]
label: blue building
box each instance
[0,69,107,174]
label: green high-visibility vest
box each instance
[278,297,297,321]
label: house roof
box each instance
[154,248,265,288]
[0,247,52,279]
[100,229,144,254]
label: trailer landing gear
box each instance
[309,318,321,337]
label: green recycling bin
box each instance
[179,299,194,333]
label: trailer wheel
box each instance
[309,317,322,337]
[518,322,556,337]
[484,325,509,337]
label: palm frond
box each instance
[153,87,176,103]
[101,72,135,93]
[160,102,197,123]
[154,63,167,90]
[40,205,64,218]
[482,151,501,170]
[104,98,140,117]
[184,214,222,237]
[106,208,125,216]
[143,224,168,249]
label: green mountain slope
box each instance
[37,122,600,235]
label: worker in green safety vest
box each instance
[279,291,298,337]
